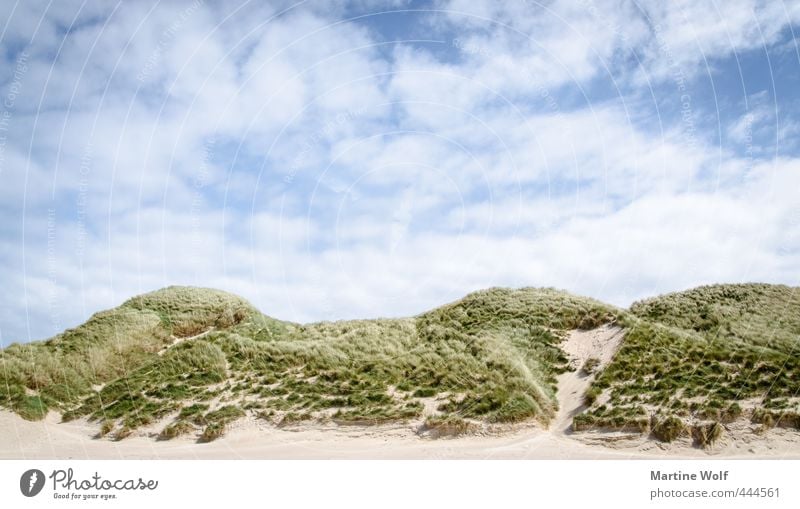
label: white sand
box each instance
[3,326,800,460]
[552,324,625,434]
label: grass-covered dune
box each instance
[577,284,800,444]
[1,283,798,445]
[0,286,618,439]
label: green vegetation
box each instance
[578,283,800,444]
[0,286,265,420]
[2,283,798,446]
[651,415,687,442]
[583,387,601,406]
[630,284,800,344]
[412,288,617,423]
[0,286,617,439]
[15,395,48,421]
[159,420,193,440]
[751,408,800,430]
[572,405,649,433]
[194,405,245,442]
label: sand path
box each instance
[552,324,625,434]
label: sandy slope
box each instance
[552,324,625,434]
[0,411,635,459]
[3,326,800,460]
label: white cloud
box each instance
[1,0,799,344]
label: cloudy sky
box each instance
[1,0,799,343]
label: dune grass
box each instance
[0,286,263,422]
[2,283,798,444]
[576,283,800,441]
[200,287,618,429]
[0,285,618,439]
[630,283,800,345]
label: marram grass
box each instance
[1,283,798,443]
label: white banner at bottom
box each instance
[1,460,797,508]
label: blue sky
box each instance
[1,0,799,344]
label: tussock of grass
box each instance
[422,415,477,437]
[204,405,245,425]
[113,427,133,441]
[752,409,800,430]
[651,415,687,442]
[199,422,225,443]
[15,395,48,421]
[692,422,724,448]
[97,420,115,438]
[178,403,209,424]
[572,405,649,433]
[278,411,313,427]
[159,420,194,440]
[412,388,437,398]
[583,387,601,406]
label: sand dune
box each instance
[3,326,800,460]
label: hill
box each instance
[1,283,798,446]
[577,284,800,443]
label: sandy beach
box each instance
[3,408,800,460]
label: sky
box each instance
[1,0,799,344]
